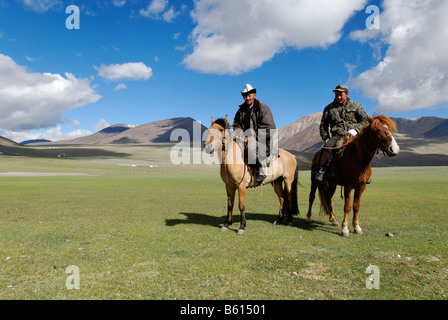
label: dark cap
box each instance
[333,85,349,93]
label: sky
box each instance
[1,0,448,143]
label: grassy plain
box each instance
[0,146,447,300]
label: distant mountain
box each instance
[391,117,448,138]
[390,117,448,138]
[0,136,20,147]
[279,112,322,152]
[106,117,207,144]
[20,139,52,145]
[424,120,448,138]
[64,123,136,145]
[29,117,207,146]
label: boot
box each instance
[256,164,266,184]
[315,167,326,183]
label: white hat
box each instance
[241,84,256,95]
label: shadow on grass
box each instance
[166,212,341,235]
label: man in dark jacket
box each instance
[316,85,369,183]
[233,84,277,184]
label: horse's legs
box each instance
[221,185,235,231]
[342,187,353,237]
[352,185,365,235]
[237,186,247,235]
[284,179,294,226]
[328,198,340,227]
[272,179,285,225]
[325,183,340,227]
[306,180,317,223]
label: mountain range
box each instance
[2,114,448,167]
[26,117,208,145]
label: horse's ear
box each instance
[224,115,228,123]
[211,117,215,124]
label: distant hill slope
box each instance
[30,117,207,145]
[0,136,20,147]
[390,117,448,138]
[278,112,322,152]
[108,117,207,144]
[60,123,136,145]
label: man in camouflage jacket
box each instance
[316,85,368,183]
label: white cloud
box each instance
[112,0,126,7]
[114,83,127,91]
[0,54,101,131]
[350,0,448,114]
[22,0,62,13]
[95,119,110,132]
[96,62,153,81]
[140,0,179,22]
[184,0,367,75]
[1,127,92,144]
[140,0,167,16]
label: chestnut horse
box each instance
[307,114,400,237]
[204,116,299,235]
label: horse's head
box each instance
[367,114,400,157]
[204,115,230,155]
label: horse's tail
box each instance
[317,183,332,216]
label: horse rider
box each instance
[316,84,369,183]
[233,84,277,184]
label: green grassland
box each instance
[0,147,447,300]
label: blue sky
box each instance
[1,0,447,142]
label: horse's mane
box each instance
[343,114,397,158]
[214,118,231,129]
[372,114,397,133]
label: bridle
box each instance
[207,127,247,187]
[367,123,394,155]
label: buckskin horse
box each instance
[204,116,299,235]
[306,114,400,237]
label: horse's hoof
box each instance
[273,220,278,226]
[354,226,363,235]
[342,229,350,237]
[287,221,294,227]
[237,229,245,235]
[332,221,340,227]
[221,226,229,232]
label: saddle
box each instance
[235,136,280,169]
[326,139,349,180]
